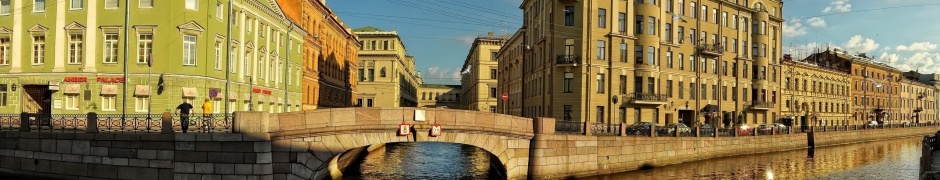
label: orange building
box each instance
[276,0,361,109]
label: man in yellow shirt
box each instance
[202,99,213,131]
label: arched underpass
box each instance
[334,142,506,179]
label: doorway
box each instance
[678,110,694,126]
[23,85,52,126]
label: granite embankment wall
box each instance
[527,118,940,179]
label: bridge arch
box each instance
[237,107,534,179]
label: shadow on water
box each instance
[579,137,923,180]
[341,142,506,180]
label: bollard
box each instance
[650,125,656,137]
[695,127,700,137]
[620,123,627,137]
[19,112,29,132]
[675,126,680,137]
[86,112,98,133]
[714,127,719,137]
[161,112,173,134]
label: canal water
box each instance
[343,137,923,180]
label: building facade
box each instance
[845,52,901,124]
[510,0,784,126]
[460,32,509,112]
[275,0,360,110]
[353,27,422,107]
[417,84,461,108]
[901,71,936,123]
[0,0,305,115]
[497,30,524,116]
[781,54,852,127]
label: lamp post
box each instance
[248,76,253,111]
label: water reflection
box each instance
[582,137,921,180]
[343,142,505,180]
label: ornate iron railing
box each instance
[699,127,716,137]
[625,125,651,136]
[556,55,580,65]
[655,127,671,136]
[0,114,20,131]
[0,113,232,133]
[750,101,775,109]
[172,113,234,133]
[698,44,725,55]
[555,120,584,134]
[679,128,695,137]
[98,114,163,133]
[591,123,620,136]
[717,128,735,137]
[756,128,774,135]
[629,93,668,102]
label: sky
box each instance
[329,0,940,85]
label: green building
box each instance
[0,0,305,115]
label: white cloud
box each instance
[879,52,901,65]
[823,0,852,13]
[893,52,940,73]
[783,19,807,38]
[896,42,938,52]
[455,35,476,44]
[843,35,880,53]
[806,17,827,28]
[424,66,461,84]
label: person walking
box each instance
[202,99,213,131]
[175,100,194,133]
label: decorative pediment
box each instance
[245,41,255,49]
[64,21,86,30]
[176,21,205,33]
[28,24,49,32]
[133,25,157,34]
[0,27,12,34]
[259,46,267,53]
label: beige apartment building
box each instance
[418,84,462,108]
[460,33,510,112]
[900,71,936,123]
[780,54,852,127]
[354,27,423,107]
[508,0,784,126]
[497,30,525,116]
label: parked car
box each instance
[866,121,879,127]
[658,123,692,135]
[699,124,716,136]
[626,122,655,135]
[756,124,774,131]
[901,122,912,126]
[771,123,787,129]
[737,124,753,135]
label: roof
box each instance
[353,26,384,32]
[420,84,461,89]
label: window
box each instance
[619,43,627,62]
[732,86,738,100]
[215,42,222,70]
[105,0,117,8]
[32,35,45,64]
[618,13,626,33]
[665,23,672,42]
[0,0,9,15]
[230,46,236,73]
[689,55,695,72]
[598,8,606,28]
[0,38,7,65]
[135,97,148,112]
[102,96,115,111]
[646,46,655,65]
[216,3,223,19]
[690,2,696,18]
[71,0,83,10]
[564,73,573,93]
[635,77,642,94]
[634,45,643,63]
[743,63,748,78]
[366,99,373,107]
[666,80,673,98]
[732,15,738,29]
[490,69,497,79]
[635,15,643,34]
[666,51,673,68]
[183,35,197,66]
[678,53,684,70]
[490,87,497,98]
[137,34,152,63]
[34,0,46,12]
[597,40,605,60]
[701,84,707,100]
[620,75,627,94]
[597,106,605,123]
[563,105,573,121]
[678,81,684,99]
[647,16,655,34]
[185,0,197,10]
[490,106,496,113]
[597,74,605,93]
[564,6,574,26]
[722,12,727,27]
[380,67,387,77]
[711,59,717,74]
[722,61,727,76]
[690,83,696,99]
[678,26,684,43]
[742,88,748,101]
[690,29,696,44]
[678,0,684,15]
[139,0,153,8]
[102,34,118,63]
[648,77,655,94]
[65,94,79,110]
[68,34,82,64]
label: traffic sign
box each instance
[501,93,509,101]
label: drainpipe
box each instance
[121,0,130,123]
[284,26,292,112]
[225,0,232,118]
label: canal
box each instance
[342,137,923,180]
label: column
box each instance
[83,0,98,72]
[52,0,67,72]
[626,0,634,37]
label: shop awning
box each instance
[134,85,151,96]
[214,92,224,99]
[701,104,719,113]
[101,85,118,95]
[182,87,198,97]
[63,84,81,94]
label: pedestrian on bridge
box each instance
[175,100,194,133]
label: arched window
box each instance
[380,67,386,77]
[754,3,763,11]
[422,92,426,100]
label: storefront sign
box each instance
[397,123,412,136]
[429,124,442,137]
[252,88,262,93]
[63,84,81,94]
[182,87,198,97]
[63,77,88,82]
[97,77,125,83]
[262,90,271,95]
[101,85,118,95]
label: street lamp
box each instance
[248,76,253,111]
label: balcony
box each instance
[628,93,668,105]
[559,0,579,3]
[556,55,580,66]
[698,44,724,57]
[750,101,775,110]
[915,107,924,113]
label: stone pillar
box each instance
[234,111,273,133]
[695,127,700,137]
[161,112,172,134]
[86,112,98,133]
[19,112,28,132]
[620,123,627,137]
[534,118,556,135]
[650,125,656,137]
[674,126,680,137]
[583,121,591,136]
[714,127,718,137]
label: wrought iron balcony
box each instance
[750,101,775,110]
[628,93,668,105]
[556,55,580,66]
[698,44,724,56]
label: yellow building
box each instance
[353,27,422,107]
[497,30,525,116]
[460,33,510,112]
[418,84,461,108]
[511,0,784,127]
[781,54,852,127]
[900,71,936,123]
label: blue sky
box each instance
[329,0,940,85]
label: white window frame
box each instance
[137,34,152,64]
[101,96,116,111]
[0,86,7,106]
[139,0,153,8]
[33,0,46,12]
[0,0,10,15]
[185,0,197,10]
[216,3,223,20]
[103,34,118,63]
[243,102,250,111]
[65,94,79,110]
[68,34,83,64]
[32,35,45,65]
[0,38,9,65]
[70,0,83,10]
[135,96,148,112]
[104,0,118,9]
[183,34,197,66]
[243,49,251,76]
[213,99,221,113]
[214,41,221,70]
[229,46,236,73]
